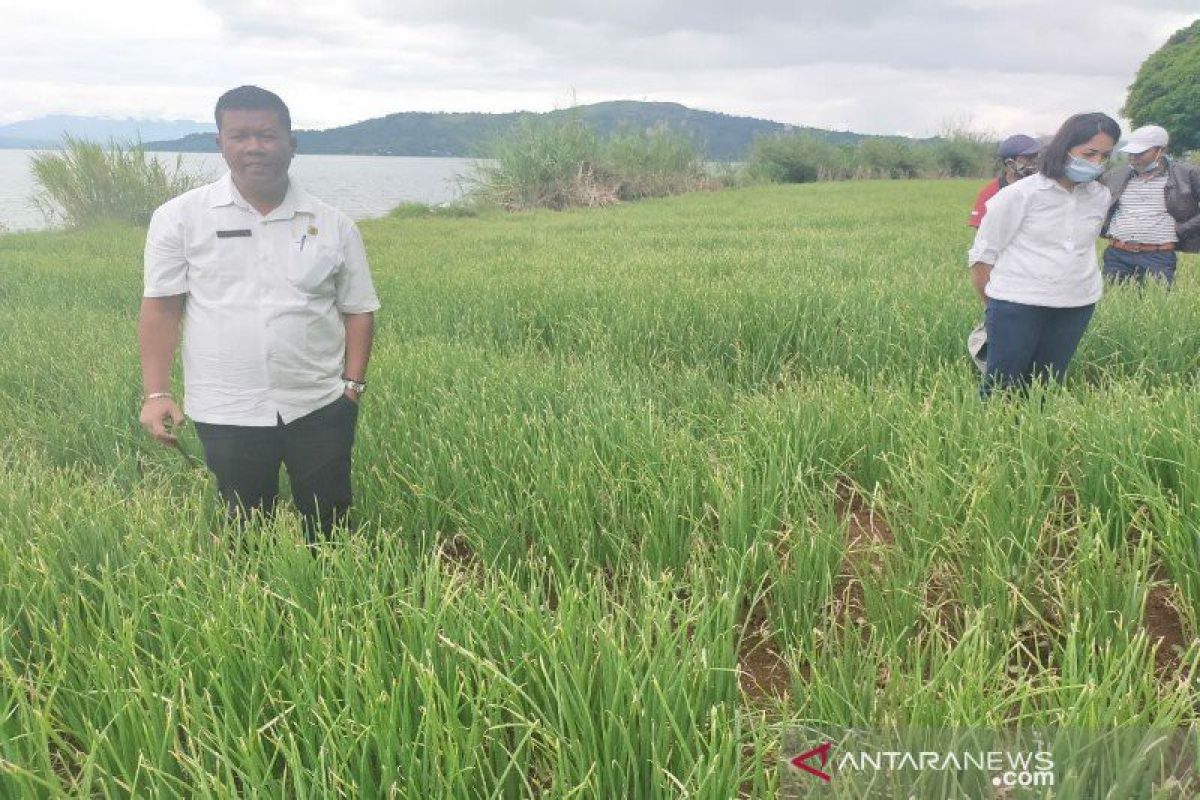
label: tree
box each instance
[1123,18,1200,153]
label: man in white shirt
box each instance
[138,85,380,541]
[1100,125,1200,287]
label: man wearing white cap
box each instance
[1100,125,1200,286]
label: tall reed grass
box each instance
[30,136,207,227]
[470,116,710,211]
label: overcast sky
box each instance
[2,0,1195,138]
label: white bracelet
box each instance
[145,391,174,401]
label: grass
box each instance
[2,181,1200,797]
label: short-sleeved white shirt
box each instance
[144,173,381,426]
[967,173,1110,308]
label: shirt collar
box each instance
[1031,172,1104,196]
[1031,173,1061,192]
[209,172,316,219]
[209,172,240,209]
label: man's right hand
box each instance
[140,396,185,446]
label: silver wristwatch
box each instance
[343,378,367,395]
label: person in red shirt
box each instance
[967,134,1043,228]
[966,134,1043,370]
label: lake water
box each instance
[0,150,479,232]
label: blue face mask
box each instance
[1064,155,1105,183]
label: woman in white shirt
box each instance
[968,112,1121,397]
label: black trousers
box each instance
[981,298,1095,399]
[193,395,359,540]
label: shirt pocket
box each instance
[185,235,252,297]
[1070,210,1106,252]
[287,240,340,294]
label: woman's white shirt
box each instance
[968,173,1110,308]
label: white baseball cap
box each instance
[1119,125,1169,154]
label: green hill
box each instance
[146,100,877,161]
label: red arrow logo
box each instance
[790,741,833,783]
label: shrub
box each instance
[469,115,708,211]
[30,136,207,228]
[930,137,994,178]
[930,119,996,178]
[708,162,755,189]
[746,134,842,183]
[749,133,965,183]
[604,126,709,201]
[855,138,931,179]
[469,116,613,211]
[388,201,480,219]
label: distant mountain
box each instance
[0,136,55,150]
[147,101,881,162]
[0,116,215,148]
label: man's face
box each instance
[1128,146,1162,170]
[216,108,296,193]
[1008,154,1039,179]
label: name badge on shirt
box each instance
[216,229,252,238]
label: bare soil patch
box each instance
[737,602,791,704]
[1144,584,1189,676]
[830,478,894,625]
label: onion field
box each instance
[2,181,1199,797]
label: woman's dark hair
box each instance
[214,85,291,131]
[1038,113,1121,179]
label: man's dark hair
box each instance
[1038,113,1121,179]
[214,85,291,131]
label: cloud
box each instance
[353,0,1193,77]
[1,0,1195,135]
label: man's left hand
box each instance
[343,388,360,405]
